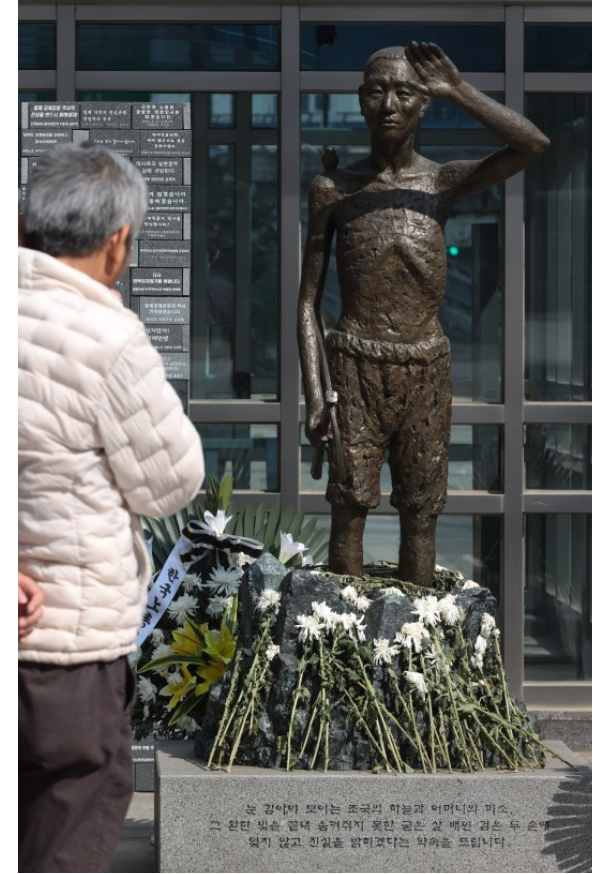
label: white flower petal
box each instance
[137,677,158,703]
[278,532,308,564]
[205,565,243,597]
[480,613,497,638]
[256,589,281,614]
[265,644,280,662]
[412,595,441,627]
[404,670,428,698]
[199,510,233,536]
[167,594,199,625]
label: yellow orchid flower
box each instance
[170,621,208,658]
[203,624,236,666]
[194,660,229,697]
[160,665,196,710]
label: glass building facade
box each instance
[19,0,591,708]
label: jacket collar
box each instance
[18,246,128,313]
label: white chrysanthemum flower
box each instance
[177,716,198,735]
[311,601,335,625]
[151,628,165,645]
[373,638,396,665]
[183,573,201,592]
[206,595,233,618]
[256,589,281,615]
[437,593,463,625]
[396,621,430,653]
[404,670,428,699]
[295,613,323,643]
[151,642,173,661]
[480,613,497,638]
[379,586,405,597]
[278,532,308,564]
[424,645,449,673]
[265,644,280,662]
[413,595,441,627]
[341,585,359,603]
[462,580,480,590]
[337,612,366,642]
[474,634,488,656]
[197,510,233,537]
[471,654,484,671]
[205,565,243,597]
[355,595,371,613]
[167,593,199,625]
[137,676,158,704]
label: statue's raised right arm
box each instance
[405,41,550,202]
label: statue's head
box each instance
[359,46,430,142]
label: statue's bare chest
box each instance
[332,183,446,265]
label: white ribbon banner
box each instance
[135,533,190,648]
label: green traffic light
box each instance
[448,245,460,256]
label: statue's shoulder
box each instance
[307,172,343,208]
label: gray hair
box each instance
[20,141,148,257]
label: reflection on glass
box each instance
[525,25,592,73]
[19,23,56,70]
[209,94,235,128]
[300,425,500,492]
[77,92,190,102]
[301,93,502,133]
[301,94,367,130]
[300,24,503,72]
[300,137,502,402]
[77,24,279,71]
[252,94,278,129]
[525,514,591,680]
[525,425,592,490]
[421,94,502,130]
[525,94,592,402]
[197,424,278,491]
[304,514,500,597]
[193,96,279,400]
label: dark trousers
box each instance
[19,656,137,873]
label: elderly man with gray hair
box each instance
[18,142,205,873]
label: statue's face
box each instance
[359,57,426,142]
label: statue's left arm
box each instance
[405,41,550,201]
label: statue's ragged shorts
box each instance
[325,330,452,516]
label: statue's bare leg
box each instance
[398,512,438,586]
[329,505,368,576]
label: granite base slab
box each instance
[155,740,591,873]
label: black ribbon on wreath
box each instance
[179,518,264,575]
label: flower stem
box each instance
[286,657,308,771]
[353,655,405,773]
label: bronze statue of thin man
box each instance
[298,42,550,585]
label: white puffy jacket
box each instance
[18,247,205,665]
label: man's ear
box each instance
[104,224,132,286]
[107,225,131,260]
